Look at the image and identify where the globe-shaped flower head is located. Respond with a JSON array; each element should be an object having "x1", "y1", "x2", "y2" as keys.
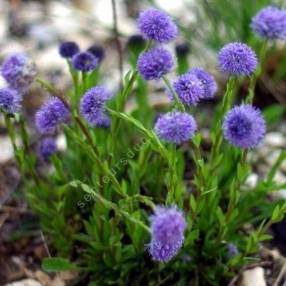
[
  {"x1": 72, "y1": 52, "x2": 98, "y2": 72},
  {"x1": 87, "y1": 44, "x2": 105, "y2": 63},
  {"x1": 223, "y1": 105, "x2": 266, "y2": 149},
  {"x1": 218, "y1": 43, "x2": 258, "y2": 76},
  {"x1": 127, "y1": 34, "x2": 146, "y2": 50},
  {"x1": 155, "y1": 112, "x2": 197, "y2": 144},
  {"x1": 188, "y1": 68, "x2": 217, "y2": 99},
  {"x1": 0, "y1": 87, "x2": 22, "y2": 114},
  {"x1": 251, "y1": 6, "x2": 286, "y2": 40},
  {"x1": 94, "y1": 113, "x2": 111, "y2": 128},
  {"x1": 138, "y1": 8, "x2": 177, "y2": 43},
  {"x1": 175, "y1": 42, "x2": 190, "y2": 57},
  {"x1": 171, "y1": 73, "x2": 204, "y2": 106},
  {"x1": 137, "y1": 47, "x2": 174, "y2": 80},
  {"x1": 35, "y1": 97, "x2": 70, "y2": 134},
  {"x1": 1, "y1": 53, "x2": 37, "y2": 93},
  {"x1": 80, "y1": 85, "x2": 113, "y2": 127},
  {"x1": 38, "y1": 137, "x2": 57, "y2": 161},
  {"x1": 59, "y1": 41, "x2": 80, "y2": 58},
  {"x1": 227, "y1": 243, "x2": 239, "y2": 258},
  {"x1": 148, "y1": 206, "x2": 186, "y2": 262}
]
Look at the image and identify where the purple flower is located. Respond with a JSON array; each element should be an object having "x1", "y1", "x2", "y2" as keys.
[
  {"x1": 95, "y1": 113, "x2": 111, "y2": 128},
  {"x1": 1, "y1": 53, "x2": 36, "y2": 93},
  {"x1": 137, "y1": 47, "x2": 174, "y2": 80},
  {"x1": 227, "y1": 243, "x2": 239, "y2": 258},
  {"x1": 150, "y1": 206, "x2": 186, "y2": 244},
  {"x1": 251, "y1": 6, "x2": 286, "y2": 40},
  {"x1": 0, "y1": 87, "x2": 22, "y2": 114},
  {"x1": 171, "y1": 73, "x2": 204, "y2": 106},
  {"x1": 59, "y1": 41, "x2": 80, "y2": 58},
  {"x1": 80, "y1": 86, "x2": 113, "y2": 127},
  {"x1": 148, "y1": 206, "x2": 186, "y2": 262},
  {"x1": 218, "y1": 42, "x2": 258, "y2": 76},
  {"x1": 38, "y1": 137, "x2": 56, "y2": 160},
  {"x1": 155, "y1": 112, "x2": 197, "y2": 144},
  {"x1": 223, "y1": 105, "x2": 266, "y2": 149},
  {"x1": 35, "y1": 97, "x2": 70, "y2": 134},
  {"x1": 127, "y1": 34, "x2": 146, "y2": 50},
  {"x1": 138, "y1": 8, "x2": 177, "y2": 43},
  {"x1": 87, "y1": 44, "x2": 105, "y2": 63},
  {"x1": 72, "y1": 52, "x2": 98, "y2": 72},
  {"x1": 188, "y1": 68, "x2": 217, "y2": 99},
  {"x1": 175, "y1": 43, "x2": 190, "y2": 57},
  {"x1": 148, "y1": 240, "x2": 184, "y2": 263}
]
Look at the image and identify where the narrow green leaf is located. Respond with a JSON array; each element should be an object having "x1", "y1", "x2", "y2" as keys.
[{"x1": 42, "y1": 257, "x2": 79, "y2": 272}]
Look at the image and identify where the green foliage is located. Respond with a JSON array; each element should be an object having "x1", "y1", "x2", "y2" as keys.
[
  {"x1": 42, "y1": 257, "x2": 79, "y2": 272},
  {"x1": 2, "y1": 3, "x2": 286, "y2": 286}
]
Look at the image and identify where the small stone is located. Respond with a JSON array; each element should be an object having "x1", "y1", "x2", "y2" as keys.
[
  {"x1": 274, "y1": 171, "x2": 286, "y2": 185},
  {"x1": 240, "y1": 267, "x2": 266, "y2": 286},
  {"x1": 5, "y1": 279, "x2": 43, "y2": 286},
  {"x1": 265, "y1": 150, "x2": 286, "y2": 173},
  {"x1": 0, "y1": 75, "x2": 8, "y2": 88},
  {"x1": 245, "y1": 173, "x2": 259, "y2": 188},
  {"x1": 0, "y1": 136, "x2": 14, "y2": 163},
  {"x1": 264, "y1": 132, "x2": 285, "y2": 147},
  {"x1": 56, "y1": 134, "x2": 67, "y2": 151}
]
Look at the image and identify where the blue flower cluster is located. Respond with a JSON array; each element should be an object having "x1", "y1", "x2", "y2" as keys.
[
  {"x1": 59, "y1": 41, "x2": 79, "y2": 58},
  {"x1": 137, "y1": 47, "x2": 174, "y2": 80},
  {"x1": 218, "y1": 42, "x2": 258, "y2": 76},
  {"x1": 155, "y1": 112, "x2": 197, "y2": 144},
  {"x1": 59, "y1": 41, "x2": 105, "y2": 71},
  {"x1": 170, "y1": 68, "x2": 217, "y2": 106},
  {"x1": 80, "y1": 86, "x2": 113, "y2": 127},
  {"x1": 38, "y1": 137, "x2": 57, "y2": 160},
  {"x1": 2, "y1": 4, "x2": 276, "y2": 267},
  {"x1": 35, "y1": 97, "x2": 70, "y2": 134},
  {"x1": 138, "y1": 8, "x2": 268, "y2": 262},
  {"x1": 1, "y1": 53, "x2": 36, "y2": 94},
  {"x1": 0, "y1": 53, "x2": 36, "y2": 114},
  {"x1": 0, "y1": 87, "x2": 22, "y2": 114},
  {"x1": 251, "y1": 6, "x2": 286, "y2": 40},
  {"x1": 138, "y1": 8, "x2": 177, "y2": 43},
  {"x1": 137, "y1": 8, "x2": 177, "y2": 81},
  {"x1": 223, "y1": 105, "x2": 266, "y2": 149},
  {"x1": 148, "y1": 206, "x2": 186, "y2": 262},
  {"x1": 72, "y1": 52, "x2": 98, "y2": 72}
]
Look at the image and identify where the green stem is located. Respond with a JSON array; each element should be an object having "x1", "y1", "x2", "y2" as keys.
[
  {"x1": 108, "y1": 41, "x2": 153, "y2": 163},
  {"x1": 266, "y1": 150, "x2": 286, "y2": 183},
  {"x1": 74, "y1": 115, "x2": 100, "y2": 156},
  {"x1": 177, "y1": 55, "x2": 189, "y2": 75},
  {"x1": 18, "y1": 117, "x2": 41, "y2": 186},
  {"x1": 19, "y1": 117, "x2": 29, "y2": 151},
  {"x1": 162, "y1": 76, "x2": 185, "y2": 112},
  {"x1": 246, "y1": 40, "x2": 268, "y2": 104},
  {"x1": 209, "y1": 77, "x2": 236, "y2": 175},
  {"x1": 51, "y1": 155, "x2": 66, "y2": 182},
  {"x1": 116, "y1": 40, "x2": 152, "y2": 114},
  {"x1": 70, "y1": 116, "x2": 125, "y2": 198},
  {"x1": 4, "y1": 113, "x2": 40, "y2": 187},
  {"x1": 36, "y1": 77, "x2": 63, "y2": 98},
  {"x1": 225, "y1": 149, "x2": 248, "y2": 224},
  {"x1": 82, "y1": 72, "x2": 88, "y2": 94},
  {"x1": 166, "y1": 145, "x2": 179, "y2": 206},
  {"x1": 190, "y1": 140, "x2": 205, "y2": 193},
  {"x1": 68, "y1": 61, "x2": 80, "y2": 107},
  {"x1": 90, "y1": 186, "x2": 149, "y2": 232},
  {"x1": 4, "y1": 114, "x2": 18, "y2": 155}
]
